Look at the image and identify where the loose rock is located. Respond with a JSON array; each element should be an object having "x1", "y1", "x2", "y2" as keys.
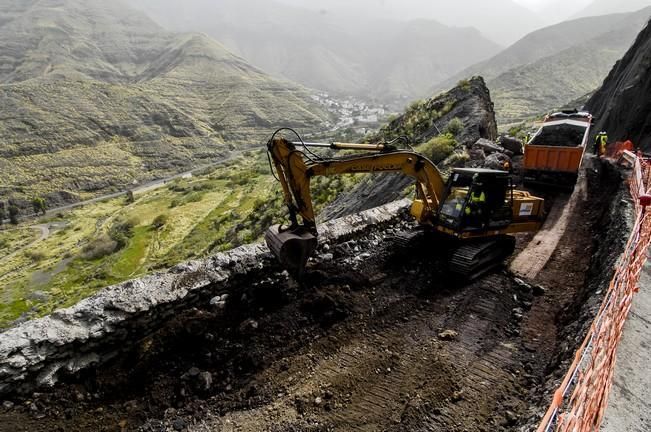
[
  {"x1": 438, "y1": 330, "x2": 458, "y2": 341},
  {"x1": 172, "y1": 417, "x2": 187, "y2": 431}
]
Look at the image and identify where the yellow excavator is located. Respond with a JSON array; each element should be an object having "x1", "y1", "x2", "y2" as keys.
[{"x1": 264, "y1": 129, "x2": 545, "y2": 279}]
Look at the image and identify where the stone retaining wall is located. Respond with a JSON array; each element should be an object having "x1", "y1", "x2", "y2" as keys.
[{"x1": 0, "y1": 199, "x2": 410, "y2": 395}]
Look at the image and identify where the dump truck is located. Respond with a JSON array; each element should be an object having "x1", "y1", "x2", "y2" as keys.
[
  {"x1": 523, "y1": 110, "x2": 592, "y2": 188},
  {"x1": 264, "y1": 129, "x2": 545, "y2": 279}
]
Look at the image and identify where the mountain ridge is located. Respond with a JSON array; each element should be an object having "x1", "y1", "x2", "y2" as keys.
[
  {"x1": 0, "y1": 0, "x2": 330, "y2": 204},
  {"x1": 126, "y1": 0, "x2": 502, "y2": 104}
]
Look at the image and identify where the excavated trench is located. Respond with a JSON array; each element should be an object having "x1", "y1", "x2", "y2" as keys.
[{"x1": 0, "y1": 159, "x2": 631, "y2": 432}]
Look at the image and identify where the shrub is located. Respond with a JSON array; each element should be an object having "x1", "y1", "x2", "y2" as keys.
[
  {"x1": 447, "y1": 151, "x2": 470, "y2": 166},
  {"x1": 458, "y1": 79, "x2": 471, "y2": 91},
  {"x1": 82, "y1": 234, "x2": 119, "y2": 259},
  {"x1": 167, "y1": 180, "x2": 191, "y2": 193},
  {"x1": 152, "y1": 214, "x2": 169, "y2": 229},
  {"x1": 445, "y1": 117, "x2": 464, "y2": 136},
  {"x1": 8, "y1": 205, "x2": 19, "y2": 225},
  {"x1": 417, "y1": 133, "x2": 457, "y2": 163},
  {"x1": 25, "y1": 250, "x2": 46, "y2": 262},
  {"x1": 31, "y1": 197, "x2": 47, "y2": 215},
  {"x1": 109, "y1": 217, "x2": 138, "y2": 249},
  {"x1": 184, "y1": 192, "x2": 204, "y2": 203}
]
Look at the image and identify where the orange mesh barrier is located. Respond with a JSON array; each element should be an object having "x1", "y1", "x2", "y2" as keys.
[{"x1": 537, "y1": 154, "x2": 651, "y2": 432}]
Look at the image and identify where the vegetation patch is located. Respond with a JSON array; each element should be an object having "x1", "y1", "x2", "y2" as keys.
[
  {"x1": 0, "y1": 149, "x2": 362, "y2": 328},
  {"x1": 416, "y1": 133, "x2": 458, "y2": 163}
]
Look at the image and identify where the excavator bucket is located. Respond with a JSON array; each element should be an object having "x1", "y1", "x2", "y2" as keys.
[{"x1": 265, "y1": 225, "x2": 318, "y2": 276}]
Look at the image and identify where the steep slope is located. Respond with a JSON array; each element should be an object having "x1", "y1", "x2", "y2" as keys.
[
  {"x1": 489, "y1": 9, "x2": 651, "y2": 124},
  {"x1": 585, "y1": 19, "x2": 651, "y2": 150},
  {"x1": 322, "y1": 77, "x2": 497, "y2": 220},
  {"x1": 434, "y1": 9, "x2": 650, "y2": 93},
  {"x1": 574, "y1": 0, "x2": 651, "y2": 18},
  {"x1": 0, "y1": 0, "x2": 329, "y2": 204},
  {"x1": 127, "y1": 0, "x2": 501, "y2": 103}
]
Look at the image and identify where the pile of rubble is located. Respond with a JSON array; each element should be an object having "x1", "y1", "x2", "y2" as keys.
[{"x1": 469, "y1": 135, "x2": 524, "y2": 170}]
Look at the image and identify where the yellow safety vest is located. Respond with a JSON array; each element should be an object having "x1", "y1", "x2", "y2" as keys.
[
  {"x1": 599, "y1": 135, "x2": 608, "y2": 155},
  {"x1": 465, "y1": 192, "x2": 485, "y2": 215}
]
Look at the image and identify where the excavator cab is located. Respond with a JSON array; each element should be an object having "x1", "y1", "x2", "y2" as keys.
[{"x1": 438, "y1": 168, "x2": 514, "y2": 232}]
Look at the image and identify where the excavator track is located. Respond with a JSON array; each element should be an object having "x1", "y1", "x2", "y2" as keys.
[{"x1": 448, "y1": 235, "x2": 516, "y2": 280}]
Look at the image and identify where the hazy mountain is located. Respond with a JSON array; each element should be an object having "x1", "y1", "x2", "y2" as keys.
[
  {"x1": 434, "y1": 10, "x2": 649, "y2": 92},
  {"x1": 489, "y1": 7, "x2": 651, "y2": 124},
  {"x1": 538, "y1": 0, "x2": 591, "y2": 24},
  {"x1": 273, "y1": 0, "x2": 544, "y2": 45},
  {"x1": 0, "y1": 0, "x2": 329, "y2": 203},
  {"x1": 431, "y1": 7, "x2": 651, "y2": 125},
  {"x1": 574, "y1": 0, "x2": 651, "y2": 18},
  {"x1": 127, "y1": 0, "x2": 502, "y2": 103}
]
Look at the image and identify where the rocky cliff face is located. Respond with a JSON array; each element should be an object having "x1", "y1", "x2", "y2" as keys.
[
  {"x1": 586, "y1": 19, "x2": 651, "y2": 150},
  {"x1": 321, "y1": 77, "x2": 498, "y2": 220}
]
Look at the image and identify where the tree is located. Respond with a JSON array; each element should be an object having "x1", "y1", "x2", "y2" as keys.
[
  {"x1": 8, "y1": 205, "x2": 19, "y2": 225},
  {"x1": 32, "y1": 197, "x2": 47, "y2": 215}
]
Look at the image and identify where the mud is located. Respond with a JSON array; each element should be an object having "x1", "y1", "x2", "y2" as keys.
[{"x1": 0, "y1": 160, "x2": 631, "y2": 432}]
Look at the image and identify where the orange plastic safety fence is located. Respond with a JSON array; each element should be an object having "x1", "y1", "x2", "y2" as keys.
[{"x1": 537, "y1": 156, "x2": 651, "y2": 432}]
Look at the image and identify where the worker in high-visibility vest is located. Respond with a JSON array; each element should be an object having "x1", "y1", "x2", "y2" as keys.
[
  {"x1": 594, "y1": 132, "x2": 608, "y2": 156},
  {"x1": 599, "y1": 132, "x2": 608, "y2": 156},
  {"x1": 465, "y1": 189, "x2": 486, "y2": 216}
]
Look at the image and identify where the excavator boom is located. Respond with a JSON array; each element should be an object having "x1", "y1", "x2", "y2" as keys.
[{"x1": 265, "y1": 135, "x2": 447, "y2": 274}]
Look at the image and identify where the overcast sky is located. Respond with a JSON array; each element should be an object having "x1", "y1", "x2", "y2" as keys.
[{"x1": 513, "y1": 0, "x2": 556, "y2": 10}]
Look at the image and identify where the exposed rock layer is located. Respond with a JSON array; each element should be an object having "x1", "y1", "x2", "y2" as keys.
[
  {"x1": 586, "y1": 19, "x2": 651, "y2": 151},
  {"x1": 321, "y1": 77, "x2": 497, "y2": 220}
]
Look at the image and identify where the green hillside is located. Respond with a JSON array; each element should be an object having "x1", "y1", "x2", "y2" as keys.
[
  {"x1": 431, "y1": 7, "x2": 651, "y2": 125},
  {"x1": 434, "y1": 12, "x2": 639, "y2": 90},
  {"x1": 490, "y1": 9, "x2": 651, "y2": 125},
  {"x1": 0, "y1": 0, "x2": 330, "y2": 205}
]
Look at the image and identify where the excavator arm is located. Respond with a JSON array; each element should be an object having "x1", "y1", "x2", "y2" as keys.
[{"x1": 265, "y1": 136, "x2": 447, "y2": 273}]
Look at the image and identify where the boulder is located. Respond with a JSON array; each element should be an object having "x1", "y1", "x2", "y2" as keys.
[
  {"x1": 473, "y1": 138, "x2": 512, "y2": 157},
  {"x1": 484, "y1": 153, "x2": 512, "y2": 171},
  {"x1": 499, "y1": 135, "x2": 524, "y2": 155}
]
